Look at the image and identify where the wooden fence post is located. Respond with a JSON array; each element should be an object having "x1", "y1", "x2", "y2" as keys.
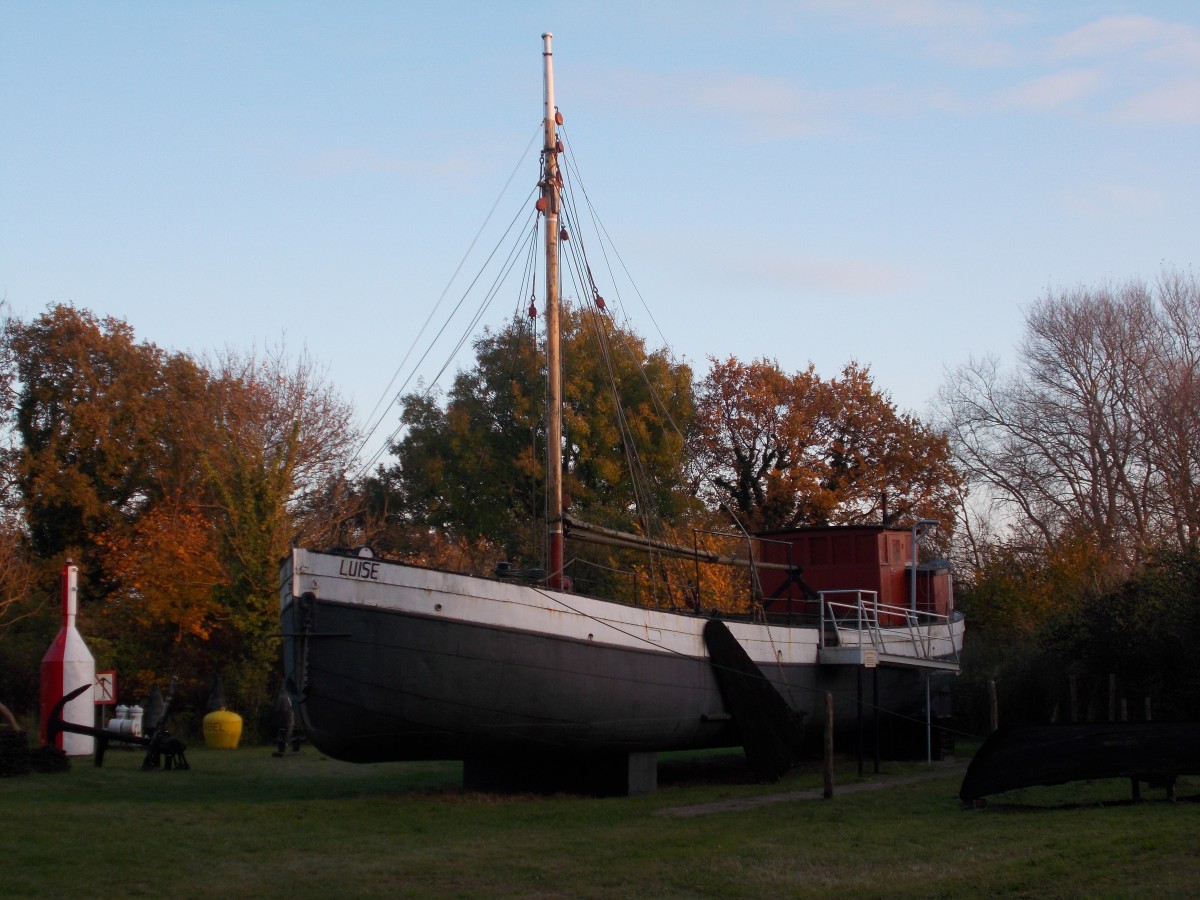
[
  {"x1": 988, "y1": 680, "x2": 999, "y2": 733},
  {"x1": 823, "y1": 692, "x2": 834, "y2": 800}
]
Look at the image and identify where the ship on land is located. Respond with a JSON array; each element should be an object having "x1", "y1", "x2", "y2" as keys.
[{"x1": 280, "y1": 34, "x2": 963, "y2": 794}]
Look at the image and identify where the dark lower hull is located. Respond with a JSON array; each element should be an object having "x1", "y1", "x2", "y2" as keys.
[{"x1": 283, "y1": 593, "x2": 952, "y2": 764}]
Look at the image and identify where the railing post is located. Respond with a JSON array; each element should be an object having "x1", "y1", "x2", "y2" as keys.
[
  {"x1": 925, "y1": 672, "x2": 932, "y2": 767},
  {"x1": 819, "y1": 594, "x2": 825, "y2": 647},
  {"x1": 823, "y1": 691, "x2": 835, "y2": 799},
  {"x1": 857, "y1": 664, "x2": 864, "y2": 778},
  {"x1": 873, "y1": 666, "x2": 880, "y2": 774},
  {"x1": 692, "y1": 530, "x2": 701, "y2": 609}
]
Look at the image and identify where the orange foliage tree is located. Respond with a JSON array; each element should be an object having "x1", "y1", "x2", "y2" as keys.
[
  {"x1": 690, "y1": 356, "x2": 961, "y2": 533},
  {"x1": 92, "y1": 499, "x2": 228, "y2": 693},
  {"x1": 1, "y1": 305, "x2": 359, "y2": 719}
]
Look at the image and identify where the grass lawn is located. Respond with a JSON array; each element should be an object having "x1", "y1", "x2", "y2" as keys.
[{"x1": 2, "y1": 743, "x2": 1197, "y2": 898}]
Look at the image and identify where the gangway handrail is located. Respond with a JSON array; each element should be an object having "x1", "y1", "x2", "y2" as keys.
[{"x1": 818, "y1": 589, "x2": 959, "y2": 666}]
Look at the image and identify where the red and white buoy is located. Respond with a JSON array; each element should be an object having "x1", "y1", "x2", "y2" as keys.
[{"x1": 40, "y1": 562, "x2": 96, "y2": 755}]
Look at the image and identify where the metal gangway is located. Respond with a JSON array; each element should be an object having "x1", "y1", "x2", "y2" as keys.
[{"x1": 817, "y1": 590, "x2": 961, "y2": 672}]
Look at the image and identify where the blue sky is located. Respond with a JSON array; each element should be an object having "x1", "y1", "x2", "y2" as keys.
[{"x1": 4, "y1": 1, "x2": 1199, "y2": 466}]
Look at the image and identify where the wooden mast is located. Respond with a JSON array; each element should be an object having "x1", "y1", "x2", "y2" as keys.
[{"x1": 542, "y1": 32, "x2": 565, "y2": 589}]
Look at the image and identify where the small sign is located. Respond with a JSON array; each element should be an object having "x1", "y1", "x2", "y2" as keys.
[
  {"x1": 862, "y1": 648, "x2": 878, "y2": 669},
  {"x1": 94, "y1": 670, "x2": 118, "y2": 705}
]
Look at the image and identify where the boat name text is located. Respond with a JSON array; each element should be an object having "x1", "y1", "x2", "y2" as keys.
[{"x1": 339, "y1": 559, "x2": 381, "y2": 581}]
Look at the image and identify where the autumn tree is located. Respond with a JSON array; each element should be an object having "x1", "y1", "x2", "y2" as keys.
[
  {"x1": 686, "y1": 357, "x2": 824, "y2": 531},
  {"x1": 6, "y1": 306, "x2": 210, "y2": 576},
  {"x1": 195, "y1": 344, "x2": 360, "y2": 710},
  {"x1": 0, "y1": 305, "x2": 360, "y2": 717},
  {"x1": 368, "y1": 307, "x2": 695, "y2": 568},
  {"x1": 0, "y1": 304, "x2": 48, "y2": 714},
  {"x1": 820, "y1": 362, "x2": 961, "y2": 527},
  {"x1": 92, "y1": 498, "x2": 227, "y2": 687},
  {"x1": 0, "y1": 306, "x2": 217, "y2": 712},
  {"x1": 690, "y1": 356, "x2": 960, "y2": 533},
  {"x1": 0, "y1": 301, "x2": 33, "y2": 626}
]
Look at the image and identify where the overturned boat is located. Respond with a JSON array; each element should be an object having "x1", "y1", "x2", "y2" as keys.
[
  {"x1": 960, "y1": 722, "x2": 1200, "y2": 803},
  {"x1": 280, "y1": 34, "x2": 963, "y2": 794}
]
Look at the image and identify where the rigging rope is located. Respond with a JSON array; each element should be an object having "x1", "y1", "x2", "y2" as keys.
[
  {"x1": 348, "y1": 115, "x2": 761, "y2": 607},
  {"x1": 356, "y1": 198, "x2": 540, "y2": 475},
  {"x1": 352, "y1": 126, "x2": 542, "y2": 477},
  {"x1": 558, "y1": 126, "x2": 758, "y2": 545}
]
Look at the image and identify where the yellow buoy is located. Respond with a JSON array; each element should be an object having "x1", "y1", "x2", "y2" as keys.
[{"x1": 203, "y1": 708, "x2": 243, "y2": 749}]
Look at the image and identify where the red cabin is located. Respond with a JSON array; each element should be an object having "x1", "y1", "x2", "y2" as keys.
[{"x1": 754, "y1": 525, "x2": 952, "y2": 622}]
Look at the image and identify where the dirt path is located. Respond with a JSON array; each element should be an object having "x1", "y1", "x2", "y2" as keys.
[{"x1": 655, "y1": 760, "x2": 968, "y2": 817}]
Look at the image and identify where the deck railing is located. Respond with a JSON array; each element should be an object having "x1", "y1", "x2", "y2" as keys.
[{"x1": 818, "y1": 589, "x2": 959, "y2": 665}]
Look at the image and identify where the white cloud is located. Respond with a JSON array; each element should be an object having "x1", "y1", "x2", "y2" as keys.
[
  {"x1": 589, "y1": 9, "x2": 1200, "y2": 132},
  {"x1": 1052, "y1": 15, "x2": 1170, "y2": 59},
  {"x1": 584, "y1": 67, "x2": 842, "y2": 138},
  {"x1": 1032, "y1": 15, "x2": 1200, "y2": 124},
  {"x1": 801, "y1": 0, "x2": 1023, "y2": 32},
  {"x1": 696, "y1": 74, "x2": 835, "y2": 121},
  {"x1": 718, "y1": 250, "x2": 921, "y2": 297},
  {"x1": 692, "y1": 74, "x2": 836, "y2": 136},
  {"x1": 992, "y1": 68, "x2": 1104, "y2": 112},
  {"x1": 798, "y1": 0, "x2": 1028, "y2": 68},
  {"x1": 593, "y1": 66, "x2": 958, "y2": 140},
  {"x1": 923, "y1": 38, "x2": 1019, "y2": 68},
  {"x1": 1051, "y1": 14, "x2": 1200, "y2": 66},
  {"x1": 774, "y1": 257, "x2": 920, "y2": 295},
  {"x1": 1111, "y1": 78, "x2": 1200, "y2": 124},
  {"x1": 1144, "y1": 24, "x2": 1200, "y2": 67}
]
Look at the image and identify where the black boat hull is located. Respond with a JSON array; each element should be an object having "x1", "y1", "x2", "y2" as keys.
[{"x1": 281, "y1": 559, "x2": 959, "y2": 764}]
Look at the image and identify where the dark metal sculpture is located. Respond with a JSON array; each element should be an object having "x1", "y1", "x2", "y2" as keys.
[{"x1": 46, "y1": 684, "x2": 189, "y2": 771}]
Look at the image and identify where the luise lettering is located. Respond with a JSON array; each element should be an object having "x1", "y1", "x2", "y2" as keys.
[{"x1": 338, "y1": 559, "x2": 381, "y2": 581}]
